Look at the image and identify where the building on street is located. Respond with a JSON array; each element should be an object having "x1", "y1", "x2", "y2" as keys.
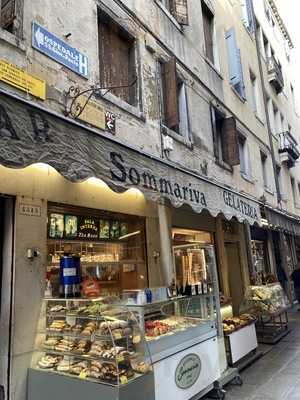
[{"x1": 0, "y1": 1, "x2": 300, "y2": 400}]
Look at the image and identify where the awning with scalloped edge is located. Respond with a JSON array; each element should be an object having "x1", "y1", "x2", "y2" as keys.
[{"x1": 0, "y1": 90, "x2": 261, "y2": 226}]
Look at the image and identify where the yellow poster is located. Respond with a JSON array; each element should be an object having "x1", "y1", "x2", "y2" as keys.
[
  {"x1": 0, "y1": 59, "x2": 46, "y2": 100},
  {"x1": 77, "y1": 96, "x2": 106, "y2": 130}
]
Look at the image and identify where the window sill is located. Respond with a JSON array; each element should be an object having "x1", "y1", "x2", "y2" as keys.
[
  {"x1": 231, "y1": 86, "x2": 246, "y2": 103},
  {"x1": 0, "y1": 29, "x2": 26, "y2": 52},
  {"x1": 203, "y1": 57, "x2": 223, "y2": 80},
  {"x1": 241, "y1": 173, "x2": 254, "y2": 184},
  {"x1": 254, "y1": 113, "x2": 265, "y2": 126},
  {"x1": 100, "y1": 91, "x2": 145, "y2": 122},
  {"x1": 215, "y1": 159, "x2": 233, "y2": 173},
  {"x1": 154, "y1": 1, "x2": 183, "y2": 33},
  {"x1": 162, "y1": 125, "x2": 193, "y2": 149},
  {"x1": 264, "y1": 187, "x2": 274, "y2": 196}
]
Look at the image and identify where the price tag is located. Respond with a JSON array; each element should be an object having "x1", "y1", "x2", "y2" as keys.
[
  {"x1": 114, "y1": 332, "x2": 122, "y2": 339},
  {"x1": 132, "y1": 335, "x2": 141, "y2": 344},
  {"x1": 120, "y1": 375, "x2": 128, "y2": 385},
  {"x1": 79, "y1": 370, "x2": 87, "y2": 380}
]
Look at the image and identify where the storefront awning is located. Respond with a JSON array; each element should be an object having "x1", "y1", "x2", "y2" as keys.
[
  {"x1": 0, "y1": 90, "x2": 261, "y2": 225},
  {"x1": 265, "y1": 207, "x2": 300, "y2": 236}
]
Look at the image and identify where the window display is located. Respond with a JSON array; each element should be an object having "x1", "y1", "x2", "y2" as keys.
[
  {"x1": 250, "y1": 240, "x2": 270, "y2": 285},
  {"x1": 31, "y1": 298, "x2": 152, "y2": 386},
  {"x1": 47, "y1": 204, "x2": 147, "y2": 297}
]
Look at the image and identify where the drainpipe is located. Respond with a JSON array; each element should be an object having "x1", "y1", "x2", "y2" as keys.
[{"x1": 253, "y1": 16, "x2": 282, "y2": 205}]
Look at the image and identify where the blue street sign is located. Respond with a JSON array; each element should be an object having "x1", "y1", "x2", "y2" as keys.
[{"x1": 32, "y1": 22, "x2": 89, "y2": 78}]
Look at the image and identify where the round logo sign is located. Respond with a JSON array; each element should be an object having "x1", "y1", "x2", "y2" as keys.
[{"x1": 175, "y1": 353, "x2": 201, "y2": 390}]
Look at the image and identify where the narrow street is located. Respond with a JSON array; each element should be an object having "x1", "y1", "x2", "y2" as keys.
[{"x1": 224, "y1": 309, "x2": 300, "y2": 400}]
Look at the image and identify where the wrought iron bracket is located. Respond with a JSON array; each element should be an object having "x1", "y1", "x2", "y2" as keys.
[{"x1": 64, "y1": 77, "x2": 137, "y2": 119}]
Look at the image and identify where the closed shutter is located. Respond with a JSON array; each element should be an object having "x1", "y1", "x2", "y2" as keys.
[
  {"x1": 210, "y1": 105, "x2": 219, "y2": 158},
  {"x1": 1, "y1": 0, "x2": 16, "y2": 29},
  {"x1": 99, "y1": 16, "x2": 134, "y2": 104},
  {"x1": 163, "y1": 57, "x2": 179, "y2": 130},
  {"x1": 225, "y1": 27, "x2": 241, "y2": 87},
  {"x1": 172, "y1": 0, "x2": 189, "y2": 25},
  {"x1": 222, "y1": 117, "x2": 240, "y2": 166},
  {"x1": 202, "y1": 3, "x2": 214, "y2": 63}
]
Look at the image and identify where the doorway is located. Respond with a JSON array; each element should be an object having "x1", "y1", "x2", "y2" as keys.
[
  {"x1": 225, "y1": 242, "x2": 244, "y2": 315},
  {"x1": 0, "y1": 197, "x2": 15, "y2": 400}
]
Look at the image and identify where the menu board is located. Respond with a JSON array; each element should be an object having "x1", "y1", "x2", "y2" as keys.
[{"x1": 48, "y1": 213, "x2": 128, "y2": 241}]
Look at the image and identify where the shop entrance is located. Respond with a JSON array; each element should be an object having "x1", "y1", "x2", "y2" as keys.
[
  {"x1": 0, "y1": 196, "x2": 15, "y2": 400},
  {"x1": 225, "y1": 242, "x2": 244, "y2": 315}
]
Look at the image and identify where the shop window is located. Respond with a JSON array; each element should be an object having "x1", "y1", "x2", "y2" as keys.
[
  {"x1": 157, "y1": 0, "x2": 189, "y2": 25},
  {"x1": 225, "y1": 27, "x2": 246, "y2": 100},
  {"x1": 159, "y1": 58, "x2": 189, "y2": 137},
  {"x1": 98, "y1": 11, "x2": 137, "y2": 106},
  {"x1": 211, "y1": 106, "x2": 240, "y2": 168},
  {"x1": 172, "y1": 228, "x2": 214, "y2": 297},
  {"x1": 47, "y1": 204, "x2": 148, "y2": 297},
  {"x1": 201, "y1": 1, "x2": 215, "y2": 64},
  {"x1": 1, "y1": 0, "x2": 17, "y2": 34},
  {"x1": 238, "y1": 135, "x2": 251, "y2": 178}
]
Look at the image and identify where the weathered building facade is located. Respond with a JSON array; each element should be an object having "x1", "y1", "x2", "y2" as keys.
[{"x1": 0, "y1": 0, "x2": 300, "y2": 399}]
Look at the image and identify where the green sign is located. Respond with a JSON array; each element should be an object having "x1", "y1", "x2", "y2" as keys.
[{"x1": 175, "y1": 353, "x2": 201, "y2": 390}]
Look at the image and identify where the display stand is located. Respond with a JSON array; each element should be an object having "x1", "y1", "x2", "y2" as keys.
[{"x1": 256, "y1": 308, "x2": 290, "y2": 344}]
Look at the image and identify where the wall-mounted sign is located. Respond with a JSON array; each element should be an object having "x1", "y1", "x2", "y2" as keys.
[
  {"x1": 32, "y1": 22, "x2": 89, "y2": 78},
  {"x1": 77, "y1": 96, "x2": 106, "y2": 130},
  {"x1": 105, "y1": 111, "x2": 116, "y2": 134},
  {"x1": 175, "y1": 353, "x2": 201, "y2": 390},
  {"x1": 0, "y1": 59, "x2": 46, "y2": 100},
  {"x1": 20, "y1": 203, "x2": 41, "y2": 217}
]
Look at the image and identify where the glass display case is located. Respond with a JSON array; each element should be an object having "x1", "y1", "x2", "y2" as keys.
[
  {"x1": 28, "y1": 298, "x2": 154, "y2": 400},
  {"x1": 242, "y1": 283, "x2": 290, "y2": 345},
  {"x1": 244, "y1": 283, "x2": 289, "y2": 315}
]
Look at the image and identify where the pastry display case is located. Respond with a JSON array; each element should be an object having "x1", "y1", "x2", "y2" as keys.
[
  {"x1": 243, "y1": 283, "x2": 290, "y2": 344},
  {"x1": 28, "y1": 298, "x2": 154, "y2": 400},
  {"x1": 128, "y1": 294, "x2": 217, "y2": 362},
  {"x1": 244, "y1": 283, "x2": 289, "y2": 315}
]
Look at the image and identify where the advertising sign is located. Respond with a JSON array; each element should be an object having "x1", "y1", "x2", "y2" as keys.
[
  {"x1": 32, "y1": 22, "x2": 89, "y2": 78},
  {"x1": 0, "y1": 59, "x2": 46, "y2": 100}
]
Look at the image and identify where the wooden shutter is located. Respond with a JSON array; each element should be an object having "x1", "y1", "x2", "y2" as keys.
[
  {"x1": 98, "y1": 16, "x2": 134, "y2": 104},
  {"x1": 222, "y1": 117, "x2": 240, "y2": 166},
  {"x1": 225, "y1": 28, "x2": 241, "y2": 87},
  {"x1": 210, "y1": 105, "x2": 219, "y2": 158},
  {"x1": 202, "y1": 3, "x2": 214, "y2": 63},
  {"x1": 1, "y1": 0, "x2": 16, "y2": 29},
  {"x1": 163, "y1": 57, "x2": 179, "y2": 130},
  {"x1": 172, "y1": 0, "x2": 189, "y2": 25}
]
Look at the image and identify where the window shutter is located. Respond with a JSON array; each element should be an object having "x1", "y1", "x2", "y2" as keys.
[
  {"x1": 1, "y1": 0, "x2": 16, "y2": 29},
  {"x1": 172, "y1": 0, "x2": 189, "y2": 25},
  {"x1": 202, "y1": 11, "x2": 214, "y2": 62},
  {"x1": 225, "y1": 28, "x2": 241, "y2": 87},
  {"x1": 236, "y1": 48, "x2": 246, "y2": 98},
  {"x1": 210, "y1": 106, "x2": 219, "y2": 158},
  {"x1": 164, "y1": 57, "x2": 179, "y2": 130},
  {"x1": 245, "y1": 0, "x2": 255, "y2": 32},
  {"x1": 222, "y1": 117, "x2": 240, "y2": 166}
]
